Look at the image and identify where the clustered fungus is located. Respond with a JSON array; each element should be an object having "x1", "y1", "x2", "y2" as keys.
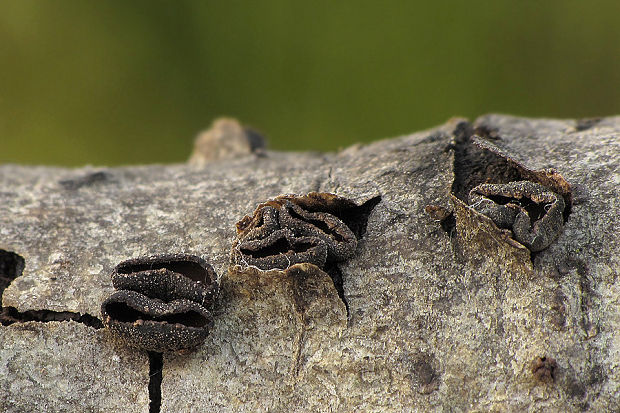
[
  {"x1": 101, "y1": 254, "x2": 218, "y2": 352},
  {"x1": 468, "y1": 181, "x2": 565, "y2": 252},
  {"x1": 231, "y1": 192, "x2": 364, "y2": 271},
  {"x1": 443, "y1": 128, "x2": 572, "y2": 257},
  {"x1": 531, "y1": 356, "x2": 557, "y2": 384}
]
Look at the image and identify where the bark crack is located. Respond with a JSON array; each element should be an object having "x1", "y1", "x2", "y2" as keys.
[
  {"x1": 0, "y1": 249, "x2": 103, "y2": 328},
  {"x1": 148, "y1": 351, "x2": 163, "y2": 413},
  {"x1": 0, "y1": 307, "x2": 103, "y2": 328}
]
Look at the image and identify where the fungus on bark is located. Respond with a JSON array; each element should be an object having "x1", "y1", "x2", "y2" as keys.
[
  {"x1": 101, "y1": 254, "x2": 218, "y2": 352},
  {"x1": 231, "y1": 192, "x2": 362, "y2": 272},
  {"x1": 468, "y1": 181, "x2": 565, "y2": 252}
]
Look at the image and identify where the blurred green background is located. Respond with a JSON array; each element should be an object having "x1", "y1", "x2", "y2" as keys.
[{"x1": 1, "y1": 1, "x2": 620, "y2": 166}]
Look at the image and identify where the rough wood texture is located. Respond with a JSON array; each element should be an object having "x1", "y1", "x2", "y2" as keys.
[{"x1": 1, "y1": 114, "x2": 619, "y2": 412}]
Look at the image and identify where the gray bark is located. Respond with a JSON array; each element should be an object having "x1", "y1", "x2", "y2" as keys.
[{"x1": 0, "y1": 114, "x2": 618, "y2": 412}]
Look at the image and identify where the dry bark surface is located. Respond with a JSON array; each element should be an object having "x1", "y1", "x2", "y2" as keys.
[{"x1": 0, "y1": 114, "x2": 619, "y2": 412}]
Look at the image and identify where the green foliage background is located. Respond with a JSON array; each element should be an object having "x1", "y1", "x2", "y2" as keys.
[{"x1": 2, "y1": 1, "x2": 619, "y2": 166}]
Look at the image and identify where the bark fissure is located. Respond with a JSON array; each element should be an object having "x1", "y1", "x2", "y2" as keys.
[
  {"x1": 148, "y1": 351, "x2": 163, "y2": 413},
  {"x1": 0, "y1": 306, "x2": 103, "y2": 328}
]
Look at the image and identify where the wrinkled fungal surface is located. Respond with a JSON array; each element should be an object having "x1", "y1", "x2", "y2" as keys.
[
  {"x1": 111, "y1": 254, "x2": 218, "y2": 307},
  {"x1": 238, "y1": 206, "x2": 280, "y2": 242},
  {"x1": 101, "y1": 290, "x2": 212, "y2": 352},
  {"x1": 101, "y1": 254, "x2": 218, "y2": 352},
  {"x1": 232, "y1": 192, "x2": 361, "y2": 271},
  {"x1": 237, "y1": 228, "x2": 328, "y2": 270},
  {"x1": 468, "y1": 181, "x2": 565, "y2": 252},
  {"x1": 279, "y1": 201, "x2": 357, "y2": 261}
]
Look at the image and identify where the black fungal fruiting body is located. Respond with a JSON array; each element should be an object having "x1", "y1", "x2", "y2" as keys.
[
  {"x1": 468, "y1": 181, "x2": 565, "y2": 252},
  {"x1": 232, "y1": 192, "x2": 362, "y2": 271},
  {"x1": 279, "y1": 201, "x2": 357, "y2": 261},
  {"x1": 101, "y1": 254, "x2": 218, "y2": 352},
  {"x1": 237, "y1": 228, "x2": 328, "y2": 270}
]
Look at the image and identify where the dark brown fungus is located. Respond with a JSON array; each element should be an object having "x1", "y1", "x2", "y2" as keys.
[
  {"x1": 237, "y1": 228, "x2": 327, "y2": 270},
  {"x1": 111, "y1": 254, "x2": 218, "y2": 307},
  {"x1": 101, "y1": 291, "x2": 212, "y2": 352},
  {"x1": 101, "y1": 254, "x2": 218, "y2": 352},
  {"x1": 232, "y1": 192, "x2": 367, "y2": 271},
  {"x1": 470, "y1": 136, "x2": 572, "y2": 219},
  {"x1": 279, "y1": 201, "x2": 357, "y2": 261},
  {"x1": 112, "y1": 268, "x2": 216, "y2": 308},
  {"x1": 237, "y1": 206, "x2": 280, "y2": 242},
  {"x1": 531, "y1": 356, "x2": 557, "y2": 384},
  {"x1": 468, "y1": 181, "x2": 565, "y2": 252},
  {"x1": 113, "y1": 254, "x2": 215, "y2": 285}
]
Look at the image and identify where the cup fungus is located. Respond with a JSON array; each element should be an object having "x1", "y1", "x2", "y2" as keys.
[
  {"x1": 101, "y1": 254, "x2": 218, "y2": 352},
  {"x1": 468, "y1": 181, "x2": 565, "y2": 252},
  {"x1": 278, "y1": 201, "x2": 357, "y2": 261},
  {"x1": 232, "y1": 192, "x2": 363, "y2": 271},
  {"x1": 237, "y1": 228, "x2": 328, "y2": 270}
]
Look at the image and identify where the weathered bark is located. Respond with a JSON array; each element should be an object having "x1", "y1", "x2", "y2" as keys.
[{"x1": 1, "y1": 114, "x2": 618, "y2": 412}]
